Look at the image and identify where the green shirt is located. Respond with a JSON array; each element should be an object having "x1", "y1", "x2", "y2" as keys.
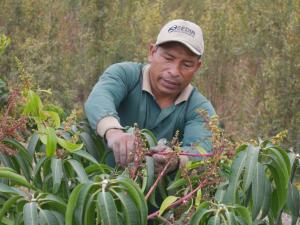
[{"x1": 85, "y1": 62, "x2": 216, "y2": 157}]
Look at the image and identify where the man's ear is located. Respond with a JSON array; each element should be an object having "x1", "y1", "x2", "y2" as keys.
[
  {"x1": 197, "y1": 59, "x2": 202, "y2": 70},
  {"x1": 148, "y1": 43, "x2": 157, "y2": 63}
]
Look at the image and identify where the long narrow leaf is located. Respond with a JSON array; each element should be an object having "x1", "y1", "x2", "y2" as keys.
[
  {"x1": 65, "y1": 183, "x2": 85, "y2": 225},
  {"x1": 287, "y1": 183, "x2": 300, "y2": 225},
  {"x1": 116, "y1": 177, "x2": 148, "y2": 225},
  {"x1": 38, "y1": 209, "x2": 60, "y2": 225},
  {"x1": 243, "y1": 145, "x2": 259, "y2": 191},
  {"x1": 251, "y1": 162, "x2": 265, "y2": 219},
  {"x1": 0, "y1": 168, "x2": 32, "y2": 188},
  {"x1": 27, "y1": 132, "x2": 40, "y2": 155},
  {"x1": 51, "y1": 158, "x2": 63, "y2": 193},
  {"x1": 97, "y1": 191, "x2": 119, "y2": 225},
  {"x1": 259, "y1": 177, "x2": 271, "y2": 220},
  {"x1": 46, "y1": 128, "x2": 57, "y2": 157},
  {"x1": 83, "y1": 192, "x2": 97, "y2": 225},
  {"x1": 223, "y1": 151, "x2": 247, "y2": 204},
  {"x1": 71, "y1": 150, "x2": 98, "y2": 165},
  {"x1": 74, "y1": 183, "x2": 95, "y2": 225},
  {"x1": 23, "y1": 202, "x2": 38, "y2": 225},
  {"x1": 110, "y1": 189, "x2": 140, "y2": 225},
  {"x1": 66, "y1": 159, "x2": 89, "y2": 183},
  {"x1": 0, "y1": 195, "x2": 22, "y2": 220}
]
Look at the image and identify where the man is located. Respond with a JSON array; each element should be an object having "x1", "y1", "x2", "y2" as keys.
[{"x1": 85, "y1": 19, "x2": 216, "y2": 173}]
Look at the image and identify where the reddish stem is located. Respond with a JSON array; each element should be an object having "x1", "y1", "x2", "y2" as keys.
[
  {"x1": 147, "y1": 179, "x2": 208, "y2": 220},
  {"x1": 145, "y1": 160, "x2": 171, "y2": 200},
  {"x1": 146, "y1": 151, "x2": 214, "y2": 158}
]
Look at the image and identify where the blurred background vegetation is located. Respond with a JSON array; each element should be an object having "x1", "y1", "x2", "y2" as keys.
[{"x1": 0, "y1": 0, "x2": 299, "y2": 152}]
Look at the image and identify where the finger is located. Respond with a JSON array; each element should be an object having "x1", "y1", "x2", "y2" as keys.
[
  {"x1": 150, "y1": 145, "x2": 167, "y2": 152},
  {"x1": 119, "y1": 141, "x2": 127, "y2": 166},
  {"x1": 113, "y1": 143, "x2": 120, "y2": 165},
  {"x1": 154, "y1": 164, "x2": 163, "y2": 175},
  {"x1": 127, "y1": 138, "x2": 135, "y2": 163},
  {"x1": 152, "y1": 154, "x2": 167, "y2": 164}
]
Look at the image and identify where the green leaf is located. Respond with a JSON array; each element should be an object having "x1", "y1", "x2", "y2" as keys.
[
  {"x1": 215, "y1": 182, "x2": 228, "y2": 203},
  {"x1": 207, "y1": 215, "x2": 220, "y2": 225},
  {"x1": 0, "y1": 195, "x2": 23, "y2": 221},
  {"x1": 23, "y1": 202, "x2": 38, "y2": 225},
  {"x1": 66, "y1": 159, "x2": 89, "y2": 183},
  {"x1": 33, "y1": 156, "x2": 48, "y2": 187},
  {"x1": 145, "y1": 156, "x2": 154, "y2": 191},
  {"x1": 65, "y1": 183, "x2": 85, "y2": 225},
  {"x1": 97, "y1": 191, "x2": 119, "y2": 225},
  {"x1": 23, "y1": 90, "x2": 43, "y2": 117},
  {"x1": 195, "y1": 189, "x2": 202, "y2": 209},
  {"x1": 83, "y1": 193, "x2": 97, "y2": 225},
  {"x1": 243, "y1": 145, "x2": 259, "y2": 191},
  {"x1": 74, "y1": 183, "x2": 95, "y2": 225},
  {"x1": 141, "y1": 129, "x2": 157, "y2": 147},
  {"x1": 287, "y1": 183, "x2": 300, "y2": 225},
  {"x1": 223, "y1": 151, "x2": 248, "y2": 204},
  {"x1": 110, "y1": 189, "x2": 140, "y2": 225},
  {"x1": 3, "y1": 139, "x2": 33, "y2": 181},
  {"x1": 232, "y1": 205, "x2": 252, "y2": 225},
  {"x1": 0, "y1": 168, "x2": 32, "y2": 188},
  {"x1": 188, "y1": 202, "x2": 211, "y2": 225},
  {"x1": 57, "y1": 137, "x2": 83, "y2": 152},
  {"x1": 79, "y1": 131, "x2": 103, "y2": 161},
  {"x1": 0, "y1": 217, "x2": 13, "y2": 225},
  {"x1": 167, "y1": 178, "x2": 187, "y2": 191},
  {"x1": 259, "y1": 177, "x2": 271, "y2": 220},
  {"x1": 38, "y1": 209, "x2": 60, "y2": 225},
  {"x1": 159, "y1": 196, "x2": 178, "y2": 216},
  {"x1": 251, "y1": 162, "x2": 265, "y2": 219},
  {"x1": 44, "y1": 111, "x2": 61, "y2": 128},
  {"x1": 0, "y1": 183, "x2": 25, "y2": 195},
  {"x1": 46, "y1": 128, "x2": 57, "y2": 157},
  {"x1": 116, "y1": 177, "x2": 148, "y2": 225},
  {"x1": 39, "y1": 194, "x2": 67, "y2": 213},
  {"x1": 85, "y1": 163, "x2": 112, "y2": 175},
  {"x1": 51, "y1": 211, "x2": 65, "y2": 225},
  {"x1": 51, "y1": 158, "x2": 63, "y2": 193},
  {"x1": 71, "y1": 150, "x2": 99, "y2": 165},
  {"x1": 27, "y1": 132, "x2": 40, "y2": 155}
]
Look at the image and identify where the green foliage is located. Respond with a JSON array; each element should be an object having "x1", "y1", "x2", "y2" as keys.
[{"x1": 1, "y1": 70, "x2": 300, "y2": 224}]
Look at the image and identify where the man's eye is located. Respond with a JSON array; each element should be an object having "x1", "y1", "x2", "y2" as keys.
[
  {"x1": 164, "y1": 56, "x2": 172, "y2": 61},
  {"x1": 183, "y1": 63, "x2": 193, "y2": 68}
]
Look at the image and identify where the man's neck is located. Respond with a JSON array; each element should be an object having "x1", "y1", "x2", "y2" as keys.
[{"x1": 152, "y1": 90, "x2": 177, "y2": 109}]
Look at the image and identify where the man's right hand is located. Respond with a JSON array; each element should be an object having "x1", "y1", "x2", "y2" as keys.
[{"x1": 105, "y1": 129, "x2": 136, "y2": 166}]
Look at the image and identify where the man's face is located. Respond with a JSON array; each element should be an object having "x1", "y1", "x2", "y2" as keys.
[{"x1": 148, "y1": 42, "x2": 202, "y2": 99}]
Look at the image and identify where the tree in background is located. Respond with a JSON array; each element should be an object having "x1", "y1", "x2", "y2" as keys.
[{"x1": 0, "y1": 0, "x2": 299, "y2": 152}]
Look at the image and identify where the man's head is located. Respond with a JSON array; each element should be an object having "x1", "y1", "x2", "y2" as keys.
[
  {"x1": 148, "y1": 19, "x2": 204, "y2": 101},
  {"x1": 156, "y1": 19, "x2": 204, "y2": 57}
]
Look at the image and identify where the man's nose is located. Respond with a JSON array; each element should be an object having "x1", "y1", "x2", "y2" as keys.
[{"x1": 169, "y1": 63, "x2": 181, "y2": 77}]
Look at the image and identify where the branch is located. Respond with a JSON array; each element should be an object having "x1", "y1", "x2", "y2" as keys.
[
  {"x1": 145, "y1": 160, "x2": 171, "y2": 200},
  {"x1": 147, "y1": 179, "x2": 209, "y2": 220}
]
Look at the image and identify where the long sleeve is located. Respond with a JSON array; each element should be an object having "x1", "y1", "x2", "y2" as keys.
[{"x1": 84, "y1": 62, "x2": 141, "y2": 135}]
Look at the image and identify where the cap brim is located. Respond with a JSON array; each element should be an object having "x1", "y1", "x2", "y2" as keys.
[{"x1": 156, "y1": 38, "x2": 202, "y2": 56}]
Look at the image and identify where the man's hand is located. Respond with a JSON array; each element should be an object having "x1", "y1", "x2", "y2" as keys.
[
  {"x1": 105, "y1": 129, "x2": 136, "y2": 166},
  {"x1": 150, "y1": 144, "x2": 179, "y2": 174}
]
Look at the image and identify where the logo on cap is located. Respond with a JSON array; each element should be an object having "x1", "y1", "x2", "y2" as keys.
[{"x1": 167, "y1": 25, "x2": 195, "y2": 37}]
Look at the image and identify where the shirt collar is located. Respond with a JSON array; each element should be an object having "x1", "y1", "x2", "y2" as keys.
[{"x1": 142, "y1": 64, "x2": 194, "y2": 105}]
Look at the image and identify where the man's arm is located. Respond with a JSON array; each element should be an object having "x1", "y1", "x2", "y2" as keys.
[
  {"x1": 84, "y1": 63, "x2": 140, "y2": 166},
  {"x1": 181, "y1": 95, "x2": 216, "y2": 161}
]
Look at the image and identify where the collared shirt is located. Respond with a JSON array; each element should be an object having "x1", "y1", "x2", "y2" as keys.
[{"x1": 85, "y1": 62, "x2": 216, "y2": 154}]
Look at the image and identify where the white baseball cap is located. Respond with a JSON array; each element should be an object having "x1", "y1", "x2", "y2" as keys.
[{"x1": 156, "y1": 19, "x2": 204, "y2": 56}]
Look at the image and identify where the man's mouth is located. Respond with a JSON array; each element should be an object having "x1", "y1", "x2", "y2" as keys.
[{"x1": 161, "y1": 78, "x2": 180, "y2": 89}]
